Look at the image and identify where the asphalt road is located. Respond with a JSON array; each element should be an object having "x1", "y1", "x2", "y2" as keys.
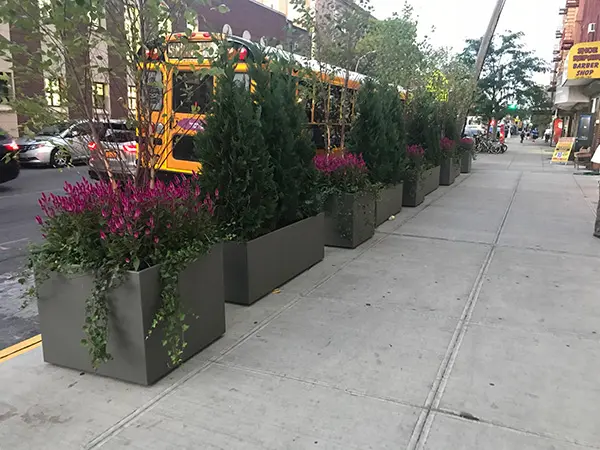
[{"x1": 0, "y1": 165, "x2": 90, "y2": 350}]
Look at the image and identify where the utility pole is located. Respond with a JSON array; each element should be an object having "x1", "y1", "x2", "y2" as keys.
[
  {"x1": 462, "y1": 0, "x2": 507, "y2": 134},
  {"x1": 474, "y1": 0, "x2": 508, "y2": 80}
]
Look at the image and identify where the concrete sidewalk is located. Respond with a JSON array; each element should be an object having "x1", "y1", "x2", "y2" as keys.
[{"x1": 1, "y1": 139, "x2": 599, "y2": 449}]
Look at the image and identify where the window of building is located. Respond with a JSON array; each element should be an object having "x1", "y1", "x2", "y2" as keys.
[
  {"x1": 0, "y1": 72, "x2": 11, "y2": 104},
  {"x1": 127, "y1": 86, "x2": 137, "y2": 111},
  {"x1": 93, "y1": 82, "x2": 108, "y2": 110},
  {"x1": 45, "y1": 78, "x2": 62, "y2": 107},
  {"x1": 172, "y1": 71, "x2": 213, "y2": 114}
]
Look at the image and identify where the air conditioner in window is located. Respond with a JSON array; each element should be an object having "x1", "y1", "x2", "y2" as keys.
[{"x1": 589, "y1": 23, "x2": 597, "y2": 33}]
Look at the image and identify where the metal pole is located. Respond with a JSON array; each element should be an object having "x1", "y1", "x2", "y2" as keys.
[
  {"x1": 462, "y1": 0, "x2": 507, "y2": 135},
  {"x1": 474, "y1": 0, "x2": 508, "y2": 80}
]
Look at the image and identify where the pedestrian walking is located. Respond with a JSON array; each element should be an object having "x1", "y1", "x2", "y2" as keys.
[{"x1": 520, "y1": 130, "x2": 525, "y2": 143}]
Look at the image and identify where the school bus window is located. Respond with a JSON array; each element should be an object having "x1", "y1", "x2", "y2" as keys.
[
  {"x1": 298, "y1": 79, "x2": 313, "y2": 122},
  {"x1": 141, "y1": 70, "x2": 163, "y2": 111},
  {"x1": 314, "y1": 86, "x2": 327, "y2": 123},
  {"x1": 342, "y1": 88, "x2": 354, "y2": 123},
  {"x1": 173, "y1": 71, "x2": 213, "y2": 114},
  {"x1": 330, "y1": 85, "x2": 343, "y2": 123},
  {"x1": 172, "y1": 134, "x2": 197, "y2": 161}
]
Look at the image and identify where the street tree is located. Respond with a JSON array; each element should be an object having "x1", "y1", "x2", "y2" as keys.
[
  {"x1": 357, "y1": 3, "x2": 430, "y2": 92},
  {"x1": 290, "y1": 0, "x2": 373, "y2": 150},
  {"x1": 460, "y1": 31, "x2": 547, "y2": 130}
]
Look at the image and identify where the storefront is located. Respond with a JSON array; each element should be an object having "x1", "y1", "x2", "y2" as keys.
[{"x1": 556, "y1": 41, "x2": 600, "y2": 152}]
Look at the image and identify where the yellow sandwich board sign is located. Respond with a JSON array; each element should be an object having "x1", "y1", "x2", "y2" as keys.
[{"x1": 551, "y1": 137, "x2": 575, "y2": 164}]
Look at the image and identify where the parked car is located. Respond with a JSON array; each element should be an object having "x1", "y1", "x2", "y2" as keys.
[
  {"x1": 88, "y1": 126, "x2": 137, "y2": 180},
  {"x1": 17, "y1": 120, "x2": 129, "y2": 168},
  {"x1": 0, "y1": 128, "x2": 20, "y2": 184}
]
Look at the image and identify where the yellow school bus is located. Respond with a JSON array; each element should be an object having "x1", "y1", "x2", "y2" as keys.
[{"x1": 141, "y1": 32, "x2": 369, "y2": 177}]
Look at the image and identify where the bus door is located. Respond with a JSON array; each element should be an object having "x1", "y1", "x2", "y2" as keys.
[{"x1": 164, "y1": 68, "x2": 214, "y2": 174}]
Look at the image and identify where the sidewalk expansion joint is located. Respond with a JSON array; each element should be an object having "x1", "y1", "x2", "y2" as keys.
[
  {"x1": 407, "y1": 172, "x2": 523, "y2": 450},
  {"x1": 85, "y1": 173, "x2": 471, "y2": 449},
  {"x1": 213, "y1": 360, "x2": 425, "y2": 411},
  {"x1": 431, "y1": 406, "x2": 600, "y2": 450}
]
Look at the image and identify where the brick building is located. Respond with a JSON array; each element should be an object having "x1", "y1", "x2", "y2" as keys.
[{"x1": 552, "y1": 0, "x2": 600, "y2": 151}]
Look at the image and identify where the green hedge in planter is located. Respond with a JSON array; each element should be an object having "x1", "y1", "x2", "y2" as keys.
[
  {"x1": 349, "y1": 81, "x2": 406, "y2": 225},
  {"x1": 196, "y1": 49, "x2": 324, "y2": 305},
  {"x1": 196, "y1": 58, "x2": 278, "y2": 242}
]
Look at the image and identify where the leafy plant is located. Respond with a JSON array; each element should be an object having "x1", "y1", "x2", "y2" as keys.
[
  {"x1": 250, "y1": 54, "x2": 320, "y2": 228},
  {"x1": 314, "y1": 152, "x2": 375, "y2": 239},
  {"x1": 406, "y1": 88, "x2": 442, "y2": 167},
  {"x1": 196, "y1": 53, "x2": 278, "y2": 242},
  {"x1": 314, "y1": 152, "x2": 372, "y2": 195},
  {"x1": 30, "y1": 176, "x2": 218, "y2": 368}
]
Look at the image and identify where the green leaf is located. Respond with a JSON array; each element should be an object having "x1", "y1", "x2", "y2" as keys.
[
  {"x1": 133, "y1": 257, "x2": 140, "y2": 271},
  {"x1": 216, "y1": 4, "x2": 230, "y2": 13}
]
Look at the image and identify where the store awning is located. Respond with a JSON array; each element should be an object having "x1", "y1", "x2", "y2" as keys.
[{"x1": 554, "y1": 86, "x2": 589, "y2": 109}]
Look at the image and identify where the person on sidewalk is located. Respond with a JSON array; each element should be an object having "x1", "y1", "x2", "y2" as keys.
[{"x1": 520, "y1": 129, "x2": 525, "y2": 143}]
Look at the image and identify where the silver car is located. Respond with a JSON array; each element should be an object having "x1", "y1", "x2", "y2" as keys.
[
  {"x1": 17, "y1": 120, "x2": 125, "y2": 168},
  {"x1": 88, "y1": 126, "x2": 137, "y2": 181}
]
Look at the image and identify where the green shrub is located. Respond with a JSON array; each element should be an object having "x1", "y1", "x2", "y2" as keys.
[
  {"x1": 196, "y1": 59, "x2": 278, "y2": 241},
  {"x1": 251, "y1": 56, "x2": 320, "y2": 228}
]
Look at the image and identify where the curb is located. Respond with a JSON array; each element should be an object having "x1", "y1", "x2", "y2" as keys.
[{"x1": 0, "y1": 334, "x2": 42, "y2": 363}]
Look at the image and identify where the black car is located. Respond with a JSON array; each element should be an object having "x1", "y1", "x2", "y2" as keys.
[{"x1": 0, "y1": 128, "x2": 20, "y2": 184}]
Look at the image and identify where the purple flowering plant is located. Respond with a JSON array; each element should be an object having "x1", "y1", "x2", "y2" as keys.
[
  {"x1": 30, "y1": 174, "x2": 218, "y2": 367},
  {"x1": 440, "y1": 137, "x2": 455, "y2": 153},
  {"x1": 313, "y1": 152, "x2": 372, "y2": 195},
  {"x1": 407, "y1": 144, "x2": 425, "y2": 159}
]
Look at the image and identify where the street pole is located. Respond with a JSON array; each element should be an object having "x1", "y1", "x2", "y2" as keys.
[
  {"x1": 462, "y1": 0, "x2": 507, "y2": 135},
  {"x1": 474, "y1": 0, "x2": 508, "y2": 80}
]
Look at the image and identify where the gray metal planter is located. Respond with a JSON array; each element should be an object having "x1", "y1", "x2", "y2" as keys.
[
  {"x1": 223, "y1": 214, "x2": 324, "y2": 306},
  {"x1": 37, "y1": 245, "x2": 225, "y2": 385},
  {"x1": 324, "y1": 191, "x2": 375, "y2": 249},
  {"x1": 375, "y1": 182, "x2": 404, "y2": 227},
  {"x1": 403, "y1": 166, "x2": 441, "y2": 207},
  {"x1": 440, "y1": 158, "x2": 458, "y2": 186},
  {"x1": 461, "y1": 152, "x2": 472, "y2": 173}
]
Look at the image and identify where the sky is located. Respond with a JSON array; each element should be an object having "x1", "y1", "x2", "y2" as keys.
[{"x1": 371, "y1": 0, "x2": 565, "y2": 84}]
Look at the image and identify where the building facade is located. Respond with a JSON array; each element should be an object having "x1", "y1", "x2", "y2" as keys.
[{"x1": 552, "y1": 0, "x2": 600, "y2": 151}]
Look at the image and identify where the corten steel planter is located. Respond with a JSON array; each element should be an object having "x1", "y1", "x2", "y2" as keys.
[
  {"x1": 223, "y1": 213, "x2": 324, "y2": 306},
  {"x1": 461, "y1": 152, "x2": 473, "y2": 173},
  {"x1": 324, "y1": 191, "x2": 375, "y2": 249},
  {"x1": 403, "y1": 166, "x2": 441, "y2": 207},
  {"x1": 375, "y1": 182, "x2": 404, "y2": 227},
  {"x1": 37, "y1": 245, "x2": 225, "y2": 385},
  {"x1": 440, "y1": 157, "x2": 458, "y2": 186}
]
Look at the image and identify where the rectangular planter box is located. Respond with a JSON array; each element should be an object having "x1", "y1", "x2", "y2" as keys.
[
  {"x1": 461, "y1": 152, "x2": 472, "y2": 173},
  {"x1": 440, "y1": 158, "x2": 457, "y2": 186},
  {"x1": 375, "y1": 182, "x2": 404, "y2": 227},
  {"x1": 403, "y1": 166, "x2": 441, "y2": 207},
  {"x1": 37, "y1": 245, "x2": 225, "y2": 385},
  {"x1": 454, "y1": 162, "x2": 461, "y2": 179},
  {"x1": 324, "y1": 191, "x2": 375, "y2": 249},
  {"x1": 224, "y1": 213, "x2": 324, "y2": 306}
]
